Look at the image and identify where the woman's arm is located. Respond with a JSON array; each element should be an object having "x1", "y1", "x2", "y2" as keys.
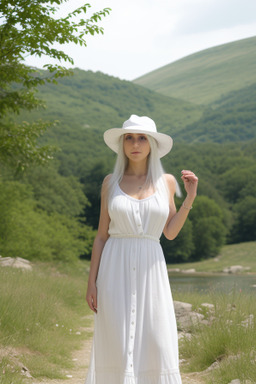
[
  {"x1": 163, "y1": 170, "x2": 198, "y2": 240},
  {"x1": 86, "y1": 175, "x2": 111, "y2": 313}
]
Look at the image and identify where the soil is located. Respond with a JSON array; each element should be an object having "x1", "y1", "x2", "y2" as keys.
[{"x1": 22, "y1": 314, "x2": 205, "y2": 384}]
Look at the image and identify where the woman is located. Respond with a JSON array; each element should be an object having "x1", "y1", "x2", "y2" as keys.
[{"x1": 85, "y1": 115, "x2": 198, "y2": 384}]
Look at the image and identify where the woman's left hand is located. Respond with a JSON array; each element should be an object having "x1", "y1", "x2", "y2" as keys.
[{"x1": 181, "y1": 170, "x2": 198, "y2": 197}]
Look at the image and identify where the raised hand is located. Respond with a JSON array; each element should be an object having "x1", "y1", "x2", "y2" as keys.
[{"x1": 181, "y1": 170, "x2": 198, "y2": 198}]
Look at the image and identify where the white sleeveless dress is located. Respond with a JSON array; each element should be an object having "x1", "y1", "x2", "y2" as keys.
[{"x1": 85, "y1": 182, "x2": 182, "y2": 384}]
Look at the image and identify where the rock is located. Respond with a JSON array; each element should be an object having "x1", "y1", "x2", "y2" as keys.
[
  {"x1": 0, "y1": 257, "x2": 32, "y2": 271},
  {"x1": 223, "y1": 265, "x2": 246, "y2": 274},
  {"x1": 21, "y1": 366, "x2": 33, "y2": 378},
  {"x1": 168, "y1": 268, "x2": 180, "y2": 273},
  {"x1": 228, "y1": 380, "x2": 241, "y2": 384},
  {"x1": 201, "y1": 303, "x2": 215, "y2": 311},
  {"x1": 174, "y1": 301, "x2": 204, "y2": 330},
  {"x1": 178, "y1": 332, "x2": 192, "y2": 340},
  {"x1": 204, "y1": 361, "x2": 219, "y2": 372},
  {"x1": 174, "y1": 301, "x2": 192, "y2": 316},
  {"x1": 181, "y1": 268, "x2": 196, "y2": 274},
  {"x1": 241, "y1": 314, "x2": 254, "y2": 328}
]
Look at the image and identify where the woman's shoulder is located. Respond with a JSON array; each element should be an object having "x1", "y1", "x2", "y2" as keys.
[
  {"x1": 163, "y1": 173, "x2": 178, "y2": 196},
  {"x1": 102, "y1": 174, "x2": 112, "y2": 184},
  {"x1": 101, "y1": 174, "x2": 112, "y2": 190}
]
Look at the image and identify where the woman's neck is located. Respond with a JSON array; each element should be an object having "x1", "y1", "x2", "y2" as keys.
[{"x1": 125, "y1": 160, "x2": 148, "y2": 177}]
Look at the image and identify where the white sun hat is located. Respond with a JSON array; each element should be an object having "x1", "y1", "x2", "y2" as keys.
[{"x1": 103, "y1": 115, "x2": 173, "y2": 158}]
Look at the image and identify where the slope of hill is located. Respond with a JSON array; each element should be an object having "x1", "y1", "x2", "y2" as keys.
[
  {"x1": 17, "y1": 68, "x2": 203, "y2": 175},
  {"x1": 26, "y1": 68, "x2": 203, "y2": 136},
  {"x1": 175, "y1": 82, "x2": 256, "y2": 143},
  {"x1": 134, "y1": 36, "x2": 256, "y2": 105},
  {"x1": 16, "y1": 68, "x2": 256, "y2": 178}
]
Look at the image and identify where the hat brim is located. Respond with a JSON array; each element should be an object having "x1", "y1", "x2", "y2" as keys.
[{"x1": 103, "y1": 127, "x2": 173, "y2": 158}]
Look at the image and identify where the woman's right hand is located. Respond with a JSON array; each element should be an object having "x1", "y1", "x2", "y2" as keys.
[{"x1": 86, "y1": 282, "x2": 98, "y2": 313}]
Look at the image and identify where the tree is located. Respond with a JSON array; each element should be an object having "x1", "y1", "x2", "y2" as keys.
[
  {"x1": 161, "y1": 219, "x2": 194, "y2": 263},
  {"x1": 80, "y1": 160, "x2": 110, "y2": 229},
  {"x1": 0, "y1": 0, "x2": 110, "y2": 171},
  {"x1": 231, "y1": 196, "x2": 256, "y2": 242},
  {"x1": 189, "y1": 196, "x2": 226, "y2": 260},
  {"x1": 192, "y1": 216, "x2": 226, "y2": 259},
  {"x1": 0, "y1": 179, "x2": 96, "y2": 261}
]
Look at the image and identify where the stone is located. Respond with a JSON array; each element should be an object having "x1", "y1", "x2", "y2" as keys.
[
  {"x1": 168, "y1": 268, "x2": 180, "y2": 273},
  {"x1": 201, "y1": 303, "x2": 215, "y2": 311},
  {"x1": 181, "y1": 268, "x2": 196, "y2": 274},
  {"x1": 178, "y1": 332, "x2": 192, "y2": 340},
  {"x1": 204, "y1": 361, "x2": 219, "y2": 372},
  {"x1": 228, "y1": 380, "x2": 241, "y2": 384},
  {"x1": 241, "y1": 314, "x2": 254, "y2": 328},
  {"x1": 174, "y1": 301, "x2": 205, "y2": 330},
  {"x1": 0, "y1": 257, "x2": 32, "y2": 271},
  {"x1": 174, "y1": 301, "x2": 192, "y2": 316},
  {"x1": 223, "y1": 265, "x2": 246, "y2": 274},
  {"x1": 21, "y1": 366, "x2": 33, "y2": 378}
]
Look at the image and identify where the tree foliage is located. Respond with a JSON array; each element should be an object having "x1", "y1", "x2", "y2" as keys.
[
  {"x1": 0, "y1": 172, "x2": 95, "y2": 261},
  {"x1": 0, "y1": 0, "x2": 110, "y2": 170},
  {"x1": 161, "y1": 219, "x2": 194, "y2": 263}
]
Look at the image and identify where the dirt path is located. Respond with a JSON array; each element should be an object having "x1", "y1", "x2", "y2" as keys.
[{"x1": 27, "y1": 317, "x2": 205, "y2": 384}]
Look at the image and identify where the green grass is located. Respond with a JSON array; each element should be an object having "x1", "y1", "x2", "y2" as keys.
[
  {"x1": 0, "y1": 260, "x2": 92, "y2": 383},
  {"x1": 134, "y1": 36, "x2": 256, "y2": 105},
  {"x1": 176, "y1": 290, "x2": 256, "y2": 384},
  {"x1": 168, "y1": 242, "x2": 256, "y2": 273},
  {"x1": 1, "y1": 248, "x2": 256, "y2": 383}
]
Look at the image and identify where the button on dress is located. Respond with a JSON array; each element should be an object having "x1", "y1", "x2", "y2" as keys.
[{"x1": 85, "y1": 182, "x2": 182, "y2": 384}]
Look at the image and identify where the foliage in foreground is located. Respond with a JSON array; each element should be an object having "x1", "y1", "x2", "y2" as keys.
[
  {"x1": 0, "y1": 0, "x2": 110, "y2": 171},
  {"x1": 0, "y1": 262, "x2": 92, "y2": 383},
  {"x1": 176, "y1": 291, "x2": 256, "y2": 384}
]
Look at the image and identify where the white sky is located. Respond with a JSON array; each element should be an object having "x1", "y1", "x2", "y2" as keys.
[{"x1": 25, "y1": 0, "x2": 256, "y2": 80}]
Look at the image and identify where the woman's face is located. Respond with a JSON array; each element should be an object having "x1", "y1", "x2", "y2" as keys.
[{"x1": 123, "y1": 133, "x2": 151, "y2": 162}]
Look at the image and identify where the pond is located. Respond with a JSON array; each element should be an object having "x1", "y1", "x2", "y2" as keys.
[{"x1": 168, "y1": 273, "x2": 256, "y2": 295}]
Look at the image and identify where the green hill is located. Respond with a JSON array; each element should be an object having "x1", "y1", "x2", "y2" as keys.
[
  {"x1": 16, "y1": 67, "x2": 256, "y2": 178},
  {"x1": 134, "y1": 36, "x2": 256, "y2": 105},
  {"x1": 28, "y1": 68, "x2": 203, "y2": 135},
  {"x1": 175, "y1": 82, "x2": 256, "y2": 143},
  {"x1": 18, "y1": 68, "x2": 203, "y2": 175}
]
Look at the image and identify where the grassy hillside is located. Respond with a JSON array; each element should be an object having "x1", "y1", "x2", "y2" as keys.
[
  {"x1": 168, "y1": 242, "x2": 256, "y2": 273},
  {"x1": 21, "y1": 68, "x2": 203, "y2": 137},
  {"x1": 134, "y1": 36, "x2": 256, "y2": 105},
  {"x1": 175, "y1": 82, "x2": 256, "y2": 143}
]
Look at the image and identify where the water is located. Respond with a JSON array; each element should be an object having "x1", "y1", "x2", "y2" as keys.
[{"x1": 168, "y1": 273, "x2": 256, "y2": 294}]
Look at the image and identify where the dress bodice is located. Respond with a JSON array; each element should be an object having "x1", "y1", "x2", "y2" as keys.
[{"x1": 108, "y1": 183, "x2": 169, "y2": 240}]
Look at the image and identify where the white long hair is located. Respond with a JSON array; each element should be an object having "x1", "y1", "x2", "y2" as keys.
[{"x1": 106, "y1": 135, "x2": 181, "y2": 202}]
